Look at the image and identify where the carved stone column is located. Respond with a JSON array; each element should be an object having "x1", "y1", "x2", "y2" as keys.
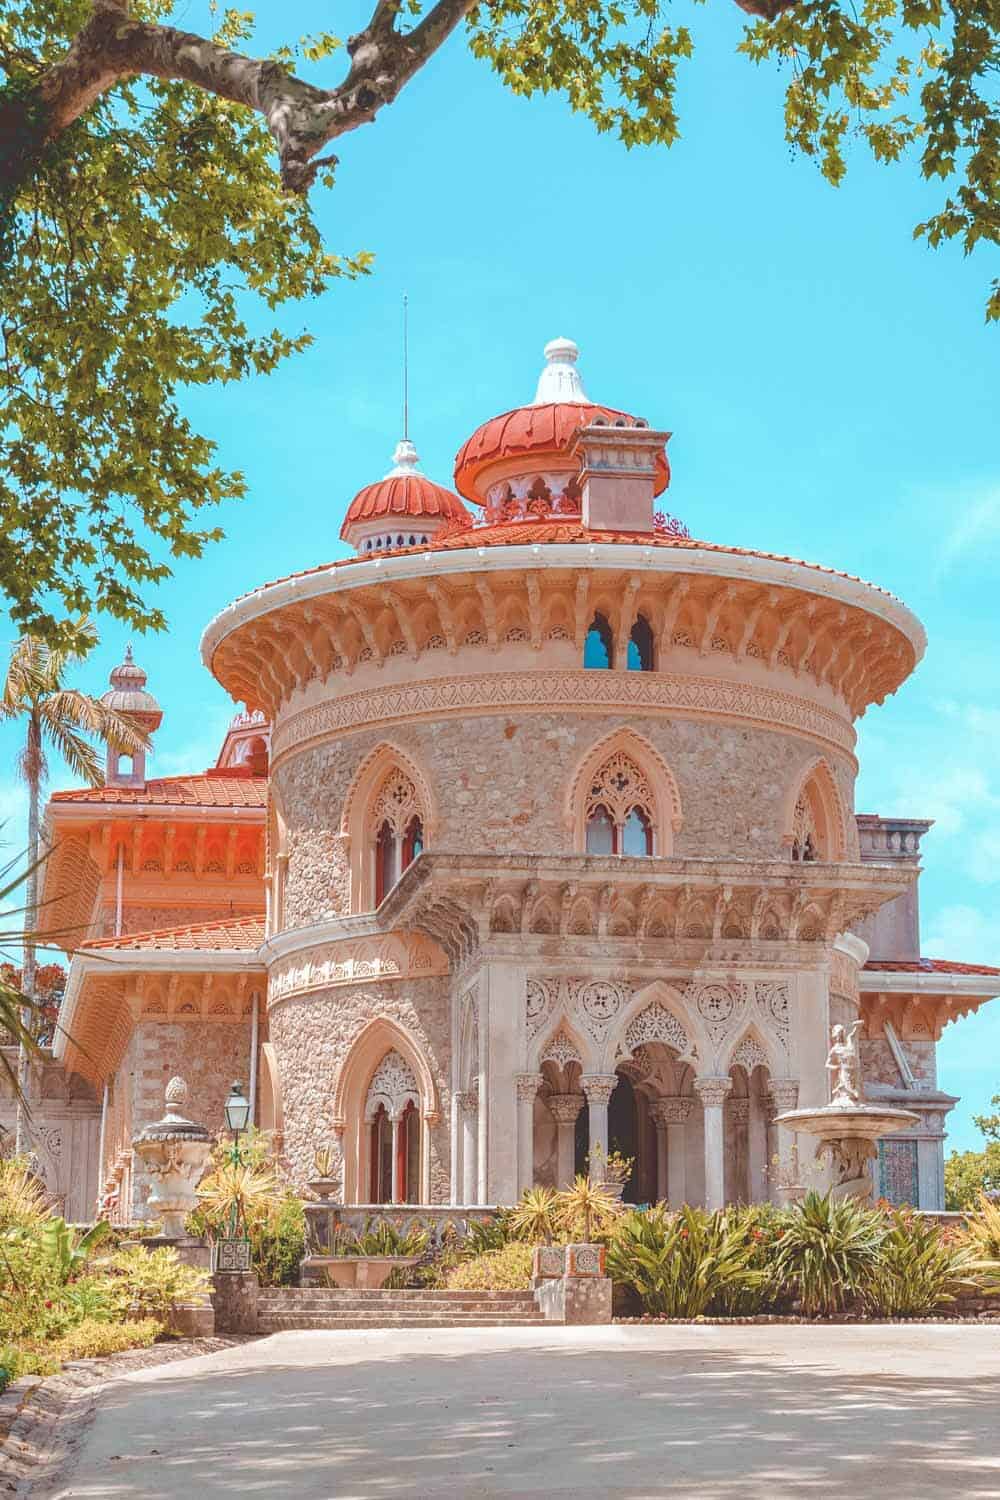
[
  {"x1": 581, "y1": 1075, "x2": 619, "y2": 1181},
  {"x1": 768, "y1": 1080, "x2": 800, "y2": 1204},
  {"x1": 390, "y1": 1113, "x2": 403, "y2": 1205},
  {"x1": 748, "y1": 1091, "x2": 769, "y2": 1203},
  {"x1": 456, "y1": 1091, "x2": 478, "y2": 1205},
  {"x1": 548, "y1": 1093, "x2": 585, "y2": 1188},
  {"x1": 651, "y1": 1097, "x2": 692, "y2": 1206},
  {"x1": 694, "y1": 1077, "x2": 732, "y2": 1211},
  {"x1": 515, "y1": 1074, "x2": 544, "y2": 1196},
  {"x1": 728, "y1": 1097, "x2": 750, "y2": 1203}
]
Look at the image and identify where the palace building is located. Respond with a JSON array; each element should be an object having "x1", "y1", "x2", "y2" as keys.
[{"x1": 8, "y1": 337, "x2": 999, "y2": 1221}]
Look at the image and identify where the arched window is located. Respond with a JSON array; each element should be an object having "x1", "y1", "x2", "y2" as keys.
[
  {"x1": 583, "y1": 613, "x2": 614, "y2": 669},
  {"x1": 791, "y1": 793, "x2": 818, "y2": 862},
  {"x1": 628, "y1": 615, "x2": 654, "y2": 672},
  {"x1": 365, "y1": 1050, "x2": 421, "y2": 1204},
  {"x1": 585, "y1": 752, "x2": 656, "y2": 856},
  {"x1": 371, "y1": 769, "x2": 425, "y2": 904}
]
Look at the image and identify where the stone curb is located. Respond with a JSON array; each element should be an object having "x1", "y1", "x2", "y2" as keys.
[{"x1": 0, "y1": 1336, "x2": 247, "y2": 1494}]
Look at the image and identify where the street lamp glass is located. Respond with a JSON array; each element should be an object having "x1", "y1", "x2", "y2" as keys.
[{"x1": 224, "y1": 1081, "x2": 251, "y2": 1134}]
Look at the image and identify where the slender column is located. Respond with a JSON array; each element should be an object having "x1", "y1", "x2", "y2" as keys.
[
  {"x1": 769, "y1": 1080, "x2": 800, "y2": 1204},
  {"x1": 581, "y1": 1075, "x2": 619, "y2": 1180},
  {"x1": 390, "y1": 1114, "x2": 403, "y2": 1204},
  {"x1": 514, "y1": 1074, "x2": 544, "y2": 1196},
  {"x1": 729, "y1": 1098, "x2": 751, "y2": 1203},
  {"x1": 748, "y1": 1091, "x2": 769, "y2": 1203},
  {"x1": 694, "y1": 1077, "x2": 732, "y2": 1211},
  {"x1": 548, "y1": 1093, "x2": 585, "y2": 1188},
  {"x1": 450, "y1": 1089, "x2": 461, "y2": 1205},
  {"x1": 458, "y1": 1091, "x2": 478, "y2": 1204},
  {"x1": 652, "y1": 1097, "x2": 692, "y2": 1206}
]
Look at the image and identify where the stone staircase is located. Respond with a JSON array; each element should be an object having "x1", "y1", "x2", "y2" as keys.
[{"x1": 258, "y1": 1287, "x2": 546, "y2": 1331}]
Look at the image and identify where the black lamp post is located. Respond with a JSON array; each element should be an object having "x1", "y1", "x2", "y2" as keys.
[{"x1": 218, "y1": 1080, "x2": 252, "y2": 1270}]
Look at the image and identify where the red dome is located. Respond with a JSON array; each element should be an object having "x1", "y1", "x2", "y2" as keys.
[
  {"x1": 339, "y1": 439, "x2": 471, "y2": 543},
  {"x1": 454, "y1": 402, "x2": 670, "y2": 505}
]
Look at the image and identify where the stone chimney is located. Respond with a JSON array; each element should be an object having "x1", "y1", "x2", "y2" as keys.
[
  {"x1": 572, "y1": 419, "x2": 670, "y2": 534},
  {"x1": 854, "y1": 814, "x2": 934, "y2": 960}
]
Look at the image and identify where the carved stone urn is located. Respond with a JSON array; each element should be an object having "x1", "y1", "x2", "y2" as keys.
[{"x1": 132, "y1": 1077, "x2": 213, "y2": 1239}]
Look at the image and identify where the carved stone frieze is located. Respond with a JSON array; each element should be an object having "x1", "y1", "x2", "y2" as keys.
[
  {"x1": 623, "y1": 1000, "x2": 692, "y2": 1060},
  {"x1": 541, "y1": 1027, "x2": 583, "y2": 1071},
  {"x1": 268, "y1": 931, "x2": 447, "y2": 1006},
  {"x1": 730, "y1": 1033, "x2": 771, "y2": 1076},
  {"x1": 754, "y1": 981, "x2": 791, "y2": 1048},
  {"x1": 650, "y1": 1096, "x2": 693, "y2": 1127},
  {"x1": 689, "y1": 980, "x2": 748, "y2": 1046},
  {"x1": 693, "y1": 1076, "x2": 733, "y2": 1110},
  {"x1": 581, "y1": 1074, "x2": 619, "y2": 1107}
]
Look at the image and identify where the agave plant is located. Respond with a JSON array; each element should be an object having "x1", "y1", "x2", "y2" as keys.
[
  {"x1": 0, "y1": 1155, "x2": 49, "y2": 1232},
  {"x1": 509, "y1": 1187, "x2": 559, "y2": 1245},
  {"x1": 606, "y1": 1205, "x2": 764, "y2": 1319},
  {"x1": 555, "y1": 1175, "x2": 620, "y2": 1244},
  {"x1": 775, "y1": 1191, "x2": 886, "y2": 1317},
  {"x1": 195, "y1": 1158, "x2": 280, "y2": 1241}
]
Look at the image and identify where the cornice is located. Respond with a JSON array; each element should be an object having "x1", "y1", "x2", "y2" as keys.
[
  {"x1": 270, "y1": 667, "x2": 857, "y2": 767},
  {"x1": 859, "y1": 970, "x2": 1000, "y2": 998}
]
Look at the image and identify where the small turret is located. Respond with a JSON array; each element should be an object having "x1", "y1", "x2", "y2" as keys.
[{"x1": 100, "y1": 645, "x2": 163, "y2": 787}]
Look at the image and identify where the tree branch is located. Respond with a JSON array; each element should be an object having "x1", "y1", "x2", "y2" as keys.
[{"x1": 8, "y1": 0, "x2": 476, "y2": 197}]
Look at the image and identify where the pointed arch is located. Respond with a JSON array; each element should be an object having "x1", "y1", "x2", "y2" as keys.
[
  {"x1": 604, "y1": 979, "x2": 702, "y2": 1073},
  {"x1": 782, "y1": 755, "x2": 852, "y2": 863},
  {"x1": 531, "y1": 1015, "x2": 593, "y2": 1078},
  {"x1": 341, "y1": 741, "x2": 437, "y2": 912},
  {"x1": 333, "y1": 1016, "x2": 440, "y2": 1202},
  {"x1": 566, "y1": 726, "x2": 683, "y2": 855},
  {"x1": 725, "y1": 1025, "x2": 777, "y2": 1079}
]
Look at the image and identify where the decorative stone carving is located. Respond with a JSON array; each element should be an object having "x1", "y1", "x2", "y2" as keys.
[
  {"x1": 533, "y1": 1245, "x2": 566, "y2": 1279},
  {"x1": 566, "y1": 1243, "x2": 605, "y2": 1278},
  {"x1": 624, "y1": 1000, "x2": 690, "y2": 1058},
  {"x1": 365, "y1": 1049, "x2": 420, "y2": 1121},
  {"x1": 819, "y1": 1135, "x2": 877, "y2": 1191},
  {"x1": 730, "y1": 1033, "x2": 771, "y2": 1077},
  {"x1": 585, "y1": 752, "x2": 654, "y2": 829},
  {"x1": 574, "y1": 979, "x2": 629, "y2": 1041},
  {"x1": 132, "y1": 1076, "x2": 212, "y2": 1240},
  {"x1": 455, "y1": 1089, "x2": 479, "y2": 1116},
  {"x1": 769, "y1": 1080, "x2": 800, "y2": 1113},
  {"x1": 515, "y1": 1072, "x2": 544, "y2": 1101},
  {"x1": 693, "y1": 1076, "x2": 733, "y2": 1110},
  {"x1": 581, "y1": 1074, "x2": 618, "y2": 1107},
  {"x1": 371, "y1": 768, "x2": 422, "y2": 838},
  {"x1": 526, "y1": 977, "x2": 558, "y2": 1039},
  {"x1": 728, "y1": 1098, "x2": 751, "y2": 1125},
  {"x1": 547, "y1": 1093, "x2": 585, "y2": 1124},
  {"x1": 650, "y1": 1096, "x2": 693, "y2": 1127},
  {"x1": 754, "y1": 980, "x2": 790, "y2": 1045},
  {"x1": 541, "y1": 1027, "x2": 583, "y2": 1071},
  {"x1": 691, "y1": 981, "x2": 747, "y2": 1046}
]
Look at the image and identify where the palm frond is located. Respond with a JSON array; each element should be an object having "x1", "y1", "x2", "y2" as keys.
[{"x1": 40, "y1": 719, "x2": 103, "y2": 786}]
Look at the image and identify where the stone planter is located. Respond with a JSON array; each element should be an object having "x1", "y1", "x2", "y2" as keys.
[
  {"x1": 307, "y1": 1178, "x2": 341, "y2": 1202},
  {"x1": 301, "y1": 1255, "x2": 422, "y2": 1289}
]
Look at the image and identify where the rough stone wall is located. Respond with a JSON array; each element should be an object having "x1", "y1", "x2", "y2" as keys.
[
  {"x1": 861, "y1": 1036, "x2": 937, "y2": 1090},
  {"x1": 275, "y1": 713, "x2": 854, "y2": 925},
  {"x1": 124, "y1": 1019, "x2": 253, "y2": 1217},
  {"x1": 267, "y1": 976, "x2": 452, "y2": 1197}
]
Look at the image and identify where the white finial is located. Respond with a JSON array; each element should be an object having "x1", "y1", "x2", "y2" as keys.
[
  {"x1": 532, "y1": 336, "x2": 589, "y2": 405},
  {"x1": 386, "y1": 438, "x2": 422, "y2": 478}
]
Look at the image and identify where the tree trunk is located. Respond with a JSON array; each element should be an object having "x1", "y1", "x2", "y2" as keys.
[{"x1": 14, "y1": 714, "x2": 40, "y2": 1155}]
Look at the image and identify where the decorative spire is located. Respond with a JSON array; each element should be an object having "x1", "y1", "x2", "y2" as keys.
[
  {"x1": 109, "y1": 642, "x2": 148, "y2": 691},
  {"x1": 532, "y1": 337, "x2": 590, "y2": 406},
  {"x1": 385, "y1": 438, "x2": 423, "y2": 478}
]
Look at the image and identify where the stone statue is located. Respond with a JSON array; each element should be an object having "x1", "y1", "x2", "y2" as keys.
[{"x1": 826, "y1": 1021, "x2": 863, "y2": 1107}]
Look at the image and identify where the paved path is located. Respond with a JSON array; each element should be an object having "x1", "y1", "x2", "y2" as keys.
[{"x1": 33, "y1": 1324, "x2": 1000, "y2": 1498}]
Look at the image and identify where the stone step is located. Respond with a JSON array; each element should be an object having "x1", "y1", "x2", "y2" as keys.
[
  {"x1": 260, "y1": 1298, "x2": 538, "y2": 1314},
  {"x1": 264, "y1": 1288, "x2": 533, "y2": 1301},
  {"x1": 259, "y1": 1314, "x2": 546, "y2": 1331}
]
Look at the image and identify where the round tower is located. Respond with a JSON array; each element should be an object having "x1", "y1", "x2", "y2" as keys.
[{"x1": 100, "y1": 645, "x2": 162, "y2": 787}]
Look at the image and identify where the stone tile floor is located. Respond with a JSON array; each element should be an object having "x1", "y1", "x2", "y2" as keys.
[{"x1": 20, "y1": 1324, "x2": 1000, "y2": 1498}]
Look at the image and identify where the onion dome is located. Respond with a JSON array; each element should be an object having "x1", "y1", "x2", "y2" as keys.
[
  {"x1": 340, "y1": 439, "x2": 471, "y2": 555},
  {"x1": 454, "y1": 338, "x2": 671, "y2": 510},
  {"x1": 100, "y1": 645, "x2": 163, "y2": 734}
]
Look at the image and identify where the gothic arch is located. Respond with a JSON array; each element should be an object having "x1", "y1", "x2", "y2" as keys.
[
  {"x1": 782, "y1": 755, "x2": 852, "y2": 863},
  {"x1": 604, "y1": 979, "x2": 702, "y2": 1073},
  {"x1": 333, "y1": 1016, "x2": 440, "y2": 1202},
  {"x1": 531, "y1": 1015, "x2": 594, "y2": 1080},
  {"x1": 725, "y1": 1024, "x2": 778, "y2": 1079},
  {"x1": 258, "y1": 1041, "x2": 285, "y2": 1141},
  {"x1": 565, "y1": 726, "x2": 683, "y2": 855},
  {"x1": 341, "y1": 741, "x2": 438, "y2": 912}
]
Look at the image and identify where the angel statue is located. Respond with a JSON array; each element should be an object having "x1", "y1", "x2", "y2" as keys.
[{"x1": 826, "y1": 1021, "x2": 863, "y2": 1107}]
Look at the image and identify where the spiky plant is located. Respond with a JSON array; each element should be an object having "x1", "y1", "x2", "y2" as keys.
[
  {"x1": 555, "y1": 1175, "x2": 619, "y2": 1244},
  {"x1": 606, "y1": 1205, "x2": 765, "y2": 1319},
  {"x1": 860, "y1": 1207, "x2": 995, "y2": 1317},
  {"x1": 775, "y1": 1191, "x2": 886, "y2": 1317},
  {"x1": 509, "y1": 1187, "x2": 559, "y2": 1245}
]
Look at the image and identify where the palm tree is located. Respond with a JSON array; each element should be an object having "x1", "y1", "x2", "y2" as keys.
[{"x1": 1, "y1": 622, "x2": 149, "y2": 1146}]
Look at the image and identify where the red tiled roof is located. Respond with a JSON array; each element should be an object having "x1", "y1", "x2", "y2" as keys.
[
  {"x1": 453, "y1": 402, "x2": 670, "y2": 504},
  {"x1": 864, "y1": 958, "x2": 1000, "y2": 976},
  {"x1": 232, "y1": 521, "x2": 904, "y2": 606},
  {"x1": 340, "y1": 473, "x2": 470, "y2": 537},
  {"x1": 50, "y1": 770, "x2": 267, "y2": 809},
  {"x1": 81, "y1": 913, "x2": 265, "y2": 953}
]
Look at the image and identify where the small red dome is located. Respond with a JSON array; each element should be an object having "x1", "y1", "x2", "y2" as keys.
[
  {"x1": 339, "y1": 440, "x2": 471, "y2": 544},
  {"x1": 454, "y1": 400, "x2": 670, "y2": 505}
]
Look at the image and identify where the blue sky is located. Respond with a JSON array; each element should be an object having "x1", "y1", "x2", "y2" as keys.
[{"x1": 2, "y1": 0, "x2": 998, "y2": 1149}]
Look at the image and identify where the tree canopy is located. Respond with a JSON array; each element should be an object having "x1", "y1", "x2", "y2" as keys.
[
  {"x1": 1, "y1": 0, "x2": 996, "y2": 643},
  {"x1": 945, "y1": 1093, "x2": 1000, "y2": 1210}
]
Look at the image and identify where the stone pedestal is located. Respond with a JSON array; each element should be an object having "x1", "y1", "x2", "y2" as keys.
[
  {"x1": 532, "y1": 1242, "x2": 612, "y2": 1325},
  {"x1": 212, "y1": 1270, "x2": 259, "y2": 1334}
]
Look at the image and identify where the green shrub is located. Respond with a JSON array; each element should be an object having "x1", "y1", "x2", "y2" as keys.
[
  {"x1": 775, "y1": 1191, "x2": 885, "y2": 1317},
  {"x1": 104, "y1": 1246, "x2": 211, "y2": 1320},
  {"x1": 331, "y1": 1220, "x2": 430, "y2": 1258},
  {"x1": 0, "y1": 1157, "x2": 49, "y2": 1233},
  {"x1": 711, "y1": 1203, "x2": 788, "y2": 1316},
  {"x1": 253, "y1": 1196, "x2": 306, "y2": 1286},
  {"x1": 861, "y1": 1208, "x2": 993, "y2": 1317},
  {"x1": 606, "y1": 1205, "x2": 763, "y2": 1319},
  {"x1": 445, "y1": 1241, "x2": 534, "y2": 1290},
  {"x1": 50, "y1": 1316, "x2": 162, "y2": 1361}
]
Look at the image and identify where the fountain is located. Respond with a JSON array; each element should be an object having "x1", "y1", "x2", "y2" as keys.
[{"x1": 774, "y1": 1022, "x2": 919, "y2": 1202}]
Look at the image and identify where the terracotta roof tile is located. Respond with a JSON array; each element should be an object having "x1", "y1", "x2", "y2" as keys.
[
  {"x1": 864, "y1": 958, "x2": 1000, "y2": 976},
  {"x1": 50, "y1": 771, "x2": 267, "y2": 809},
  {"x1": 340, "y1": 473, "x2": 470, "y2": 536},
  {"x1": 81, "y1": 913, "x2": 265, "y2": 952}
]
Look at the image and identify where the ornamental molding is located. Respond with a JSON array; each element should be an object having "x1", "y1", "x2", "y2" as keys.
[
  {"x1": 267, "y1": 930, "x2": 448, "y2": 1007},
  {"x1": 271, "y1": 668, "x2": 856, "y2": 767},
  {"x1": 581, "y1": 1074, "x2": 619, "y2": 1106},
  {"x1": 547, "y1": 1093, "x2": 585, "y2": 1124},
  {"x1": 515, "y1": 1072, "x2": 545, "y2": 1101},
  {"x1": 365, "y1": 1049, "x2": 420, "y2": 1121},
  {"x1": 650, "y1": 1096, "x2": 694, "y2": 1127},
  {"x1": 693, "y1": 1076, "x2": 733, "y2": 1109},
  {"x1": 830, "y1": 946, "x2": 861, "y2": 1004}
]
